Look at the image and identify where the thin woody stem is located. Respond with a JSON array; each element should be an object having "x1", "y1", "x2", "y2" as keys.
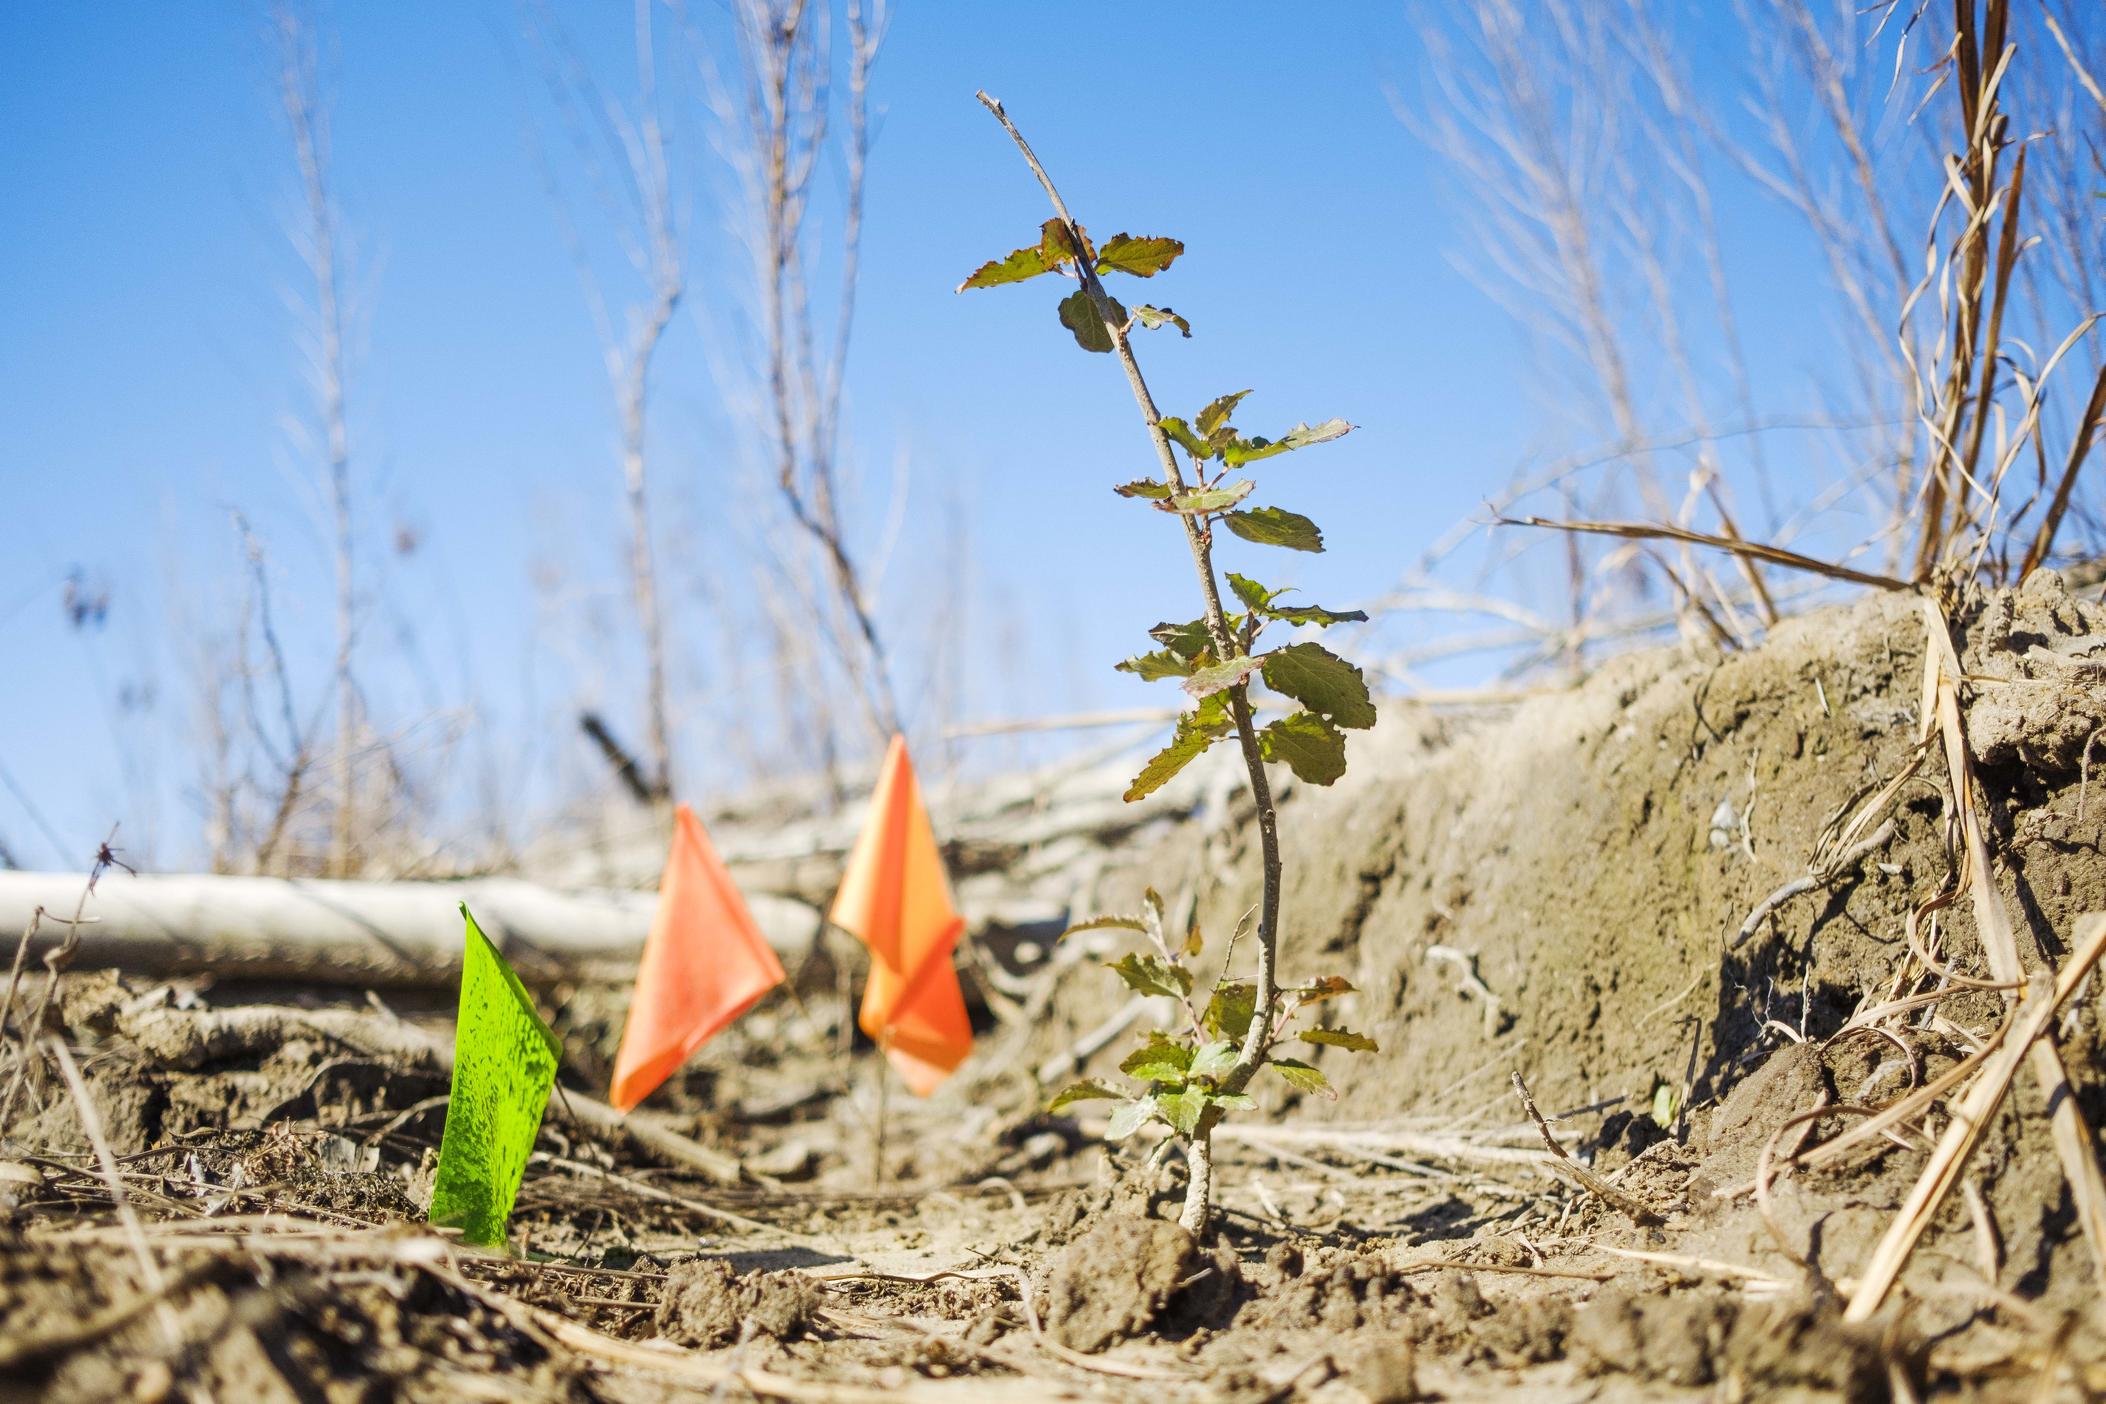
[{"x1": 976, "y1": 91, "x2": 1284, "y2": 1234}]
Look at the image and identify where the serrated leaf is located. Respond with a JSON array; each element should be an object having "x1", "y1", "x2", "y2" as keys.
[
  {"x1": 1224, "y1": 507, "x2": 1324, "y2": 552},
  {"x1": 1036, "y1": 218, "x2": 1092, "y2": 267},
  {"x1": 1299, "y1": 1028, "x2": 1380, "y2": 1053},
  {"x1": 1105, "y1": 1098, "x2": 1155, "y2": 1140},
  {"x1": 1296, "y1": 976, "x2": 1357, "y2": 1006},
  {"x1": 1126, "y1": 696, "x2": 1235, "y2": 801},
  {"x1": 1121, "y1": 1033, "x2": 1193, "y2": 1083},
  {"x1": 1182, "y1": 651, "x2": 1265, "y2": 701},
  {"x1": 1259, "y1": 711, "x2": 1348, "y2": 785},
  {"x1": 1270, "y1": 602, "x2": 1369, "y2": 628},
  {"x1": 1157, "y1": 416, "x2": 1211, "y2": 460},
  {"x1": 1206, "y1": 982, "x2": 1256, "y2": 1042},
  {"x1": 1262, "y1": 642, "x2": 1375, "y2": 729},
  {"x1": 1060, "y1": 913, "x2": 1149, "y2": 941},
  {"x1": 1187, "y1": 1041, "x2": 1239, "y2": 1080},
  {"x1": 1047, "y1": 1080, "x2": 1125, "y2": 1113},
  {"x1": 1197, "y1": 391, "x2": 1253, "y2": 438},
  {"x1": 1106, "y1": 952, "x2": 1194, "y2": 999},
  {"x1": 1221, "y1": 419, "x2": 1354, "y2": 467},
  {"x1": 1149, "y1": 618, "x2": 1214, "y2": 659},
  {"x1": 1140, "y1": 887, "x2": 1169, "y2": 949},
  {"x1": 1226, "y1": 574, "x2": 1367, "y2": 629},
  {"x1": 1114, "y1": 479, "x2": 1172, "y2": 500},
  {"x1": 1115, "y1": 648, "x2": 1194, "y2": 682},
  {"x1": 956, "y1": 242, "x2": 1052, "y2": 292},
  {"x1": 1211, "y1": 1093, "x2": 1256, "y2": 1113},
  {"x1": 1057, "y1": 288, "x2": 1123, "y2": 353},
  {"x1": 1095, "y1": 233, "x2": 1184, "y2": 278},
  {"x1": 1227, "y1": 573, "x2": 1278, "y2": 613},
  {"x1": 1133, "y1": 304, "x2": 1191, "y2": 336},
  {"x1": 1156, "y1": 1087, "x2": 1208, "y2": 1136},
  {"x1": 1163, "y1": 480, "x2": 1255, "y2": 515},
  {"x1": 1270, "y1": 1057, "x2": 1337, "y2": 1100}
]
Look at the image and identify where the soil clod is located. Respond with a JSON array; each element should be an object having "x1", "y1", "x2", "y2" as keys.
[
  {"x1": 653, "y1": 1256, "x2": 817, "y2": 1348},
  {"x1": 1038, "y1": 1210, "x2": 1198, "y2": 1352}
]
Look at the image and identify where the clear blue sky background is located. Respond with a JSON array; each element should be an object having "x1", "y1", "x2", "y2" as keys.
[{"x1": 0, "y1": 2, "x2": 1956, "y2": 869}]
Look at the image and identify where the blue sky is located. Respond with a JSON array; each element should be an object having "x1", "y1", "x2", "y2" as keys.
[{"x1": 0, "y1": 2, "x2": 2010, "y2": 869}]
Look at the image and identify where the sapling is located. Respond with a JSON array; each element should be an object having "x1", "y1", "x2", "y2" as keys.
[{"x1": 962, "y1": 93, "x2": 1379, "y2": 1234}]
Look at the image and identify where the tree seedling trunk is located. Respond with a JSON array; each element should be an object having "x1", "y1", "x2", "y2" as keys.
[{"x1": 965, "y1": 93, "x2": 1380, "y2": 1234}]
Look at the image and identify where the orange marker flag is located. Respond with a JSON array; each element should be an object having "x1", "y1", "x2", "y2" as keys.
[
  {"x1": 830, "y1": 736, "x2": 971, "y2": 1095},
  {"x1": 609, "y1": 804, "x2": 786, "y2": 1112}
]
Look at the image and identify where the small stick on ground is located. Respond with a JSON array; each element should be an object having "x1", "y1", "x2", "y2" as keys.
[{"x1": 1513, "y1": 1071, "x2": 1662, "y2": 1226}]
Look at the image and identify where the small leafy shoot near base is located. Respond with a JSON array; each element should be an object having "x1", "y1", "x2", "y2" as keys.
[{"x1": 1044, "y1": 890, "x2": 1379, "y2": 1138}]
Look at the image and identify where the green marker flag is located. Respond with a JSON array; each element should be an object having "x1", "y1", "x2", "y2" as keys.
[{"x1": 428, "y1": 903, "x2": 561, "y2": 1249}]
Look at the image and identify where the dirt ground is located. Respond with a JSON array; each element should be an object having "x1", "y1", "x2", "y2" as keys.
[{"x1": 3, "y1": 572, "x2": 2104, "y2": 1402}]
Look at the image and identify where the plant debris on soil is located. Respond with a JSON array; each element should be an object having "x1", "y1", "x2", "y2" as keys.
[{"x1": 4, "y1": 575, "x2": 2105, "y2": 1401}]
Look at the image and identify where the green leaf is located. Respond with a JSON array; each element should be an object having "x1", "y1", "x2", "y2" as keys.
[
  {"x1": 1140, "y1": 887, "x2": 1169, "y2": 950},
  {"x1": 1210, "y1": 1093, "x2": 1256, "y2": 1114},
  {"x1": 1148, "y1": 618, "x2": 1214, "y2": 659},
  {"x1": 1259, "y1": 711, "x2": 1348, "y2": 785},
  {"x1": 1299, "y1": 1028, "x2": 1380, "y2": 1053},
  {"x1": 1115, "y1": 648, "x2": 1193, "y2": 682},
  {"x1": 1037, "y1": 218, "x2": 1084, "y2": 267},
  {"x1": 1197, "y1": 391, "x2": 1253, "y2": 438},
  {"x1": 1121, "y1": 1033, "x2": 1194, "y2": 1083},
  {"x1": 1114, "y1": 479, "x2": 1172, "y2": 500},
  {"x1": 1163, "y1": 480, "x2": 1255, "y2": 515},
  {"x1": 1095, "y1": 233, "x2": 1184, "y2": 278},
  {"x1": 1133, "y1": 304, "x2": 1191, "y2": 337},
  {"x1": 1105, "y1": 1098, "x2": 1155, "y2": 1140},
  {"x1": 1059, "y1": 913, "x2": 1149, "y2": 941},
  {"x1": 1227, "y1": 574, "x2": 1367, "y2": 629},
  {"x1": 1124, "y1": 692, "x2": 1232, "y2": 801},
  {"x1": 1057, "y1": 288, "x2": 1123, "y2": 353},
  {"x1": 1651, "y1": 1079, "x2": 1682, "y2": 1129},
  {"x1": 1156, "y1": 1087, "x2": 1208, "y2": 1136},
  {"x1": 1221, "y1": 419, "x2": 1354, "y2": 467},
  {"x1": 1261, "y1": 642, "x2": 1376, "y2": 729},
  {"x1": 1270, "y1": 1057, "x2": 1337, "y2": 1100},
  {"x1": 1047, "y1": 1080, "x2": 1125, "y2": 1113},
  {"x1": 1224, "y1": 507, "x2": 1324, "y2": 553},
  {"x1": 1269, "y1": 602, "x2": 1369, "y2": 628},
  {"x1": 1295, "y1": 976, "x2": 1357, "y2": 1006},
  {"x1": 1182, "y1": 651, "x2": 1265, "y2": 702},
  {"x1": 1227, "y1": 573, "x2": 1278, "y2": 613},
  {"x1": 1205, "y1": 982, "x2": 1256, "y2": 1042},
  {"x1": 956, "y1": 242, "x2": 1052, "y2": 292},
  {"x1": 1157, "y1": 417, "x2": 1212, "y2": 460},
  {"x1": 1106, "y1": 952, "x2": 1194, "y2": 1000},
  {"x1": 1187, "y1": 1041, "x2": 1239, "y2": 1080}
]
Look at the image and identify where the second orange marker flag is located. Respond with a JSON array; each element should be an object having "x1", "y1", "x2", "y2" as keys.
[
  {"x1": 830, "y1": 736, "x2": 972, "y2": 1095},
  {"x1": 610, "y1": 804, "x2": 786, "y2": 1112}
]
